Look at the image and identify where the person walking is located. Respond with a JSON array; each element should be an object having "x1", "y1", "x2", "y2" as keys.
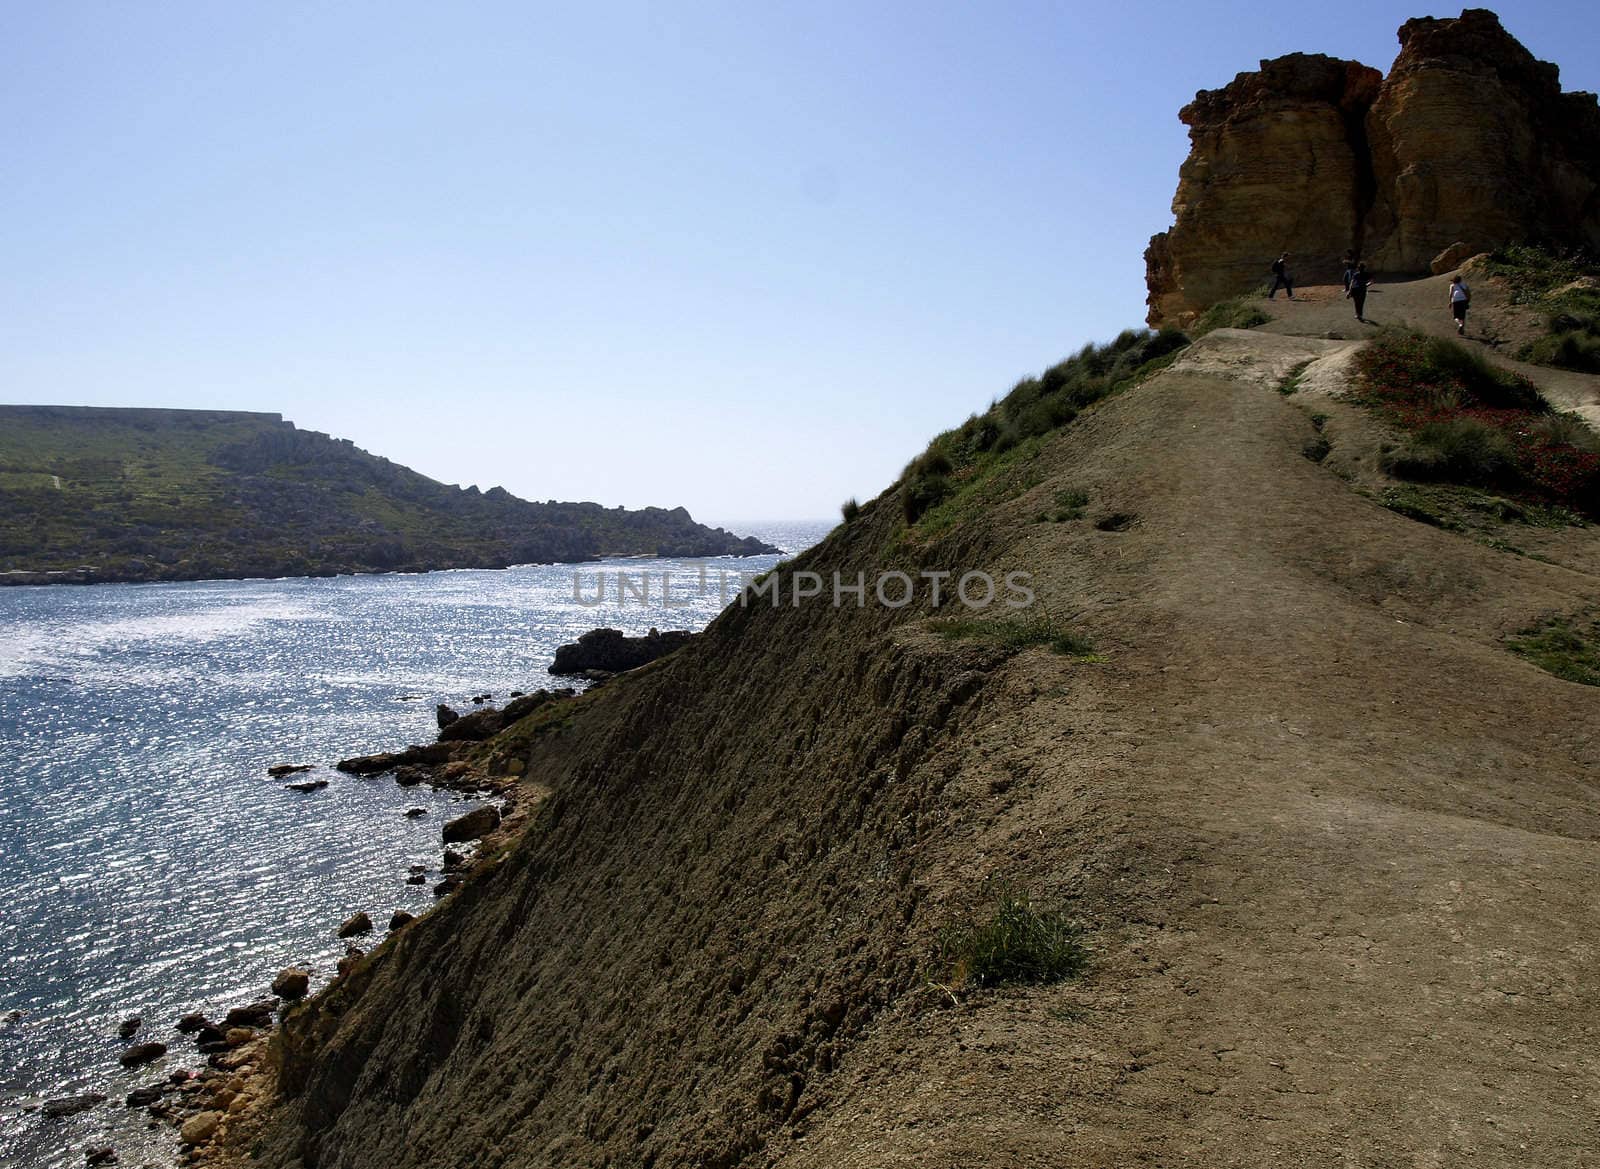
[
  {"x1": 1347, "y1": 262, "x2": 1372, "y2": 322},
  {"x1": 1449, "y1": 274, "x2": 1471, "y2": 335},
  {"x1": 1269, "y1": 253, "x2": 1295, "y2": 300},
  {"x1": 1342, "y1": 250, "x2": 1358, "y2": 292}
]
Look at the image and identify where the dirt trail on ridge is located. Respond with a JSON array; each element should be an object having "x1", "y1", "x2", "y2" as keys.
[{"x1": 244, "y1": 287, "x2": 1600, "y2": 1169}]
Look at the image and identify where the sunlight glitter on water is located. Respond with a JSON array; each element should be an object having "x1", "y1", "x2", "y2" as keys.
[{"x1": 0, "y1": 522, "x2": 827, "y2": 1168}]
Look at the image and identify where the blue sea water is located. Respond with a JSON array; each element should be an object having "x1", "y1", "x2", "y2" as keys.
[{"x1": 0, "y1": 521, "x2": 828, "y2": 1168}]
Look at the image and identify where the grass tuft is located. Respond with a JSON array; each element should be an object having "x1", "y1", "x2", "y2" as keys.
[
  {"x1": 840, "y1": 497, "x2": 861, "y2": 523},
  {"x1": 1506, "y1": 614, "x2": 1600, "y2": 686},
  {"x1": 1191, "y1": 298, "x2": 1271, "y2": 338},
  {"x1": 929, "y1": 613, "x2": 1097, "y2": 657},
  {"x1": 938, "y1": 886, "x2": 1088, "y2": 989},
  {"x1": 898, "y1": 327, "x2": 1189, "y2": 536}
]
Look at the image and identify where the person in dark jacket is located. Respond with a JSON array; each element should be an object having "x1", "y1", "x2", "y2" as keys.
[
  {"x1": 1342, "y1": 250, "x2": 1359, "y2": 292},
  {"x1": 1268, "y1": 253, "x2": 1295, "y2": 300},
  {"x1": 1347, "y1": 262, "x2": 1372, "y2": 322}
]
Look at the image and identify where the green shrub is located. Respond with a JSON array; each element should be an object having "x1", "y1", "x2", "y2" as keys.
[
  {"x1": 1192, "y1": 298, "x2": 1271, "y2": 338},
  {"x1": 1534, "y1": 413, "x2": 1600, "y2": 454},
  {"x1": 903, "y1": 472, "x2": 951, "y2": 523},
  {"x1": 1382, "y1": 418, "x2": 1521, "y2": 486},
  {"x1": 938, "y1": 887, "x2": 1087, "y2": 988},
  {"x1": 840, "y1": 497, "x2": 860, "y2": 523}
]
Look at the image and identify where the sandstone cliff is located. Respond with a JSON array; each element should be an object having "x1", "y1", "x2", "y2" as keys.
[{"x1": 1147, "y1": 8, "x2": 1600, "y2": 324}]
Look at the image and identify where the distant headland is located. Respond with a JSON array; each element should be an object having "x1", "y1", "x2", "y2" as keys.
[{"x1": 0, "y1": 404, "x2": 778, "y2": 585}]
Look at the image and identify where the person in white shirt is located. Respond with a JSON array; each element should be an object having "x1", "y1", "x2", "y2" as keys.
[{"x1": 1449, "y1": 274, "x2": 1471, "y2": 335}]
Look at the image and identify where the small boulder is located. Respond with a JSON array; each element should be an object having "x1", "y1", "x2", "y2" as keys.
[
  {"x1": 285, "y1": 778, "x2": 329, "y2": 793},
  {"x1": 223, "y1": 1000, "x2": 275, "y2": 1028},
  {"x1": 405, "y1": 873, "x2": 426, "y2": 885},
  {"x1": 271, "y1": 968, "x2": 310, "y2": 1000},
  {"x1": 388, "y1": 910, "x2": 416, "y2": 931},
  {"x1": 224, "y1": 1027, "x2": 255, "y2": 1047},
  {"x1": 433, "y1": 877, "x2": 462, "y2": 898},
  {"x1": 337, "y1": 949, "x2": 365, "y2": 978},
  {"x1": 443, "y1": 849, "x2": 464, "y2": 867},
  {"x1": 40, "y1": 1093, "x2": 105, "y2": 1118},
  {"x1": 85, "y1": 1148, "x2": 117, "y2": 1166},
  {"x1": 194, "y1": 1023, "x2": 227, "y2": 1046},
  {"x1": 435, "y1": 704, "x2": 460, "y2": 729},
  {"x1": 266, "y1": 764, "x2": 312, "y2": 777},
  {"x1": 404, "y1": 807, "x2": 427, "y2": 818},
  {"x1": 125, "y1": 1085, "x2": 165, "y2": 1107},
  {"x1": 176, "y1": 1013, "x2": 210, "y2": 1034},
  {"x1": 1430, "y1": 241, "x2": 1482, "y2": 275},
  {"x1": 338, "y1": 912, "x2": 373, "y2": 938},
  {"x1": 442, "y1": 805, "x2": 500, "y2": 843},
  {"x1": 119, "y1": 1042, "x2": 167, "y2": 1068},
  {"x1": 180, "y1": 1110, "x2": 224, "y2": 1146},
  {"x1": 117, "y1": 1016, "x2": 141, "y2": 1040}
]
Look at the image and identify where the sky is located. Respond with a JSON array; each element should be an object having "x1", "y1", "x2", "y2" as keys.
[{"x1": 4, "y1": 3, "x2": 1598, "y2": 526}]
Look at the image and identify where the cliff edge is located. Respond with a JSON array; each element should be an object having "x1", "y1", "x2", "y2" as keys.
[{"x1": 1147, "y1": 8, "x2": 1600, "y2": 324}]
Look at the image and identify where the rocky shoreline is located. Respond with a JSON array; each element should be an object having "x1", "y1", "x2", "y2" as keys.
[{"x1": 19, "y1": 677, "x2": 597, "y2": 1167}]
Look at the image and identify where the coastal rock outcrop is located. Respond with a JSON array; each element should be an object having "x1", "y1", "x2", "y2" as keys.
[
  {"x1": 272, "y1": 969, "x2": 310, "y2": 1000},
  {"x1": 441, "y1": 805, "x2": 500, "y2": 843},
  {"x1": 1147, "y1": 8, "x2": 1600, "y2": 323},
  {"x1": 548, "y1": 627, "x2": 694, "y2": 676}
]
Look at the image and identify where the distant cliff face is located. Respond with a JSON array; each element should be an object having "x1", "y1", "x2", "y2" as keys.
[{"x1": 1147, "y1": 8, "x2": 1600, "y2": 325}]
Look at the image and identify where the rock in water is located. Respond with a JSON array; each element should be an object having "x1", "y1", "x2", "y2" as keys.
[
  {"x1": 117, "y1": 1015, "x2": 141, "y2": 1039},
  {"x1": 85, "y1": 1147, "x2": 117, "y2": 1165},
  {"x1": 176, "y1": 1012, "x2": 210, "y2": 1034},
  {"x1": 267, "y1": 763, "x2": 312, "y2": 777},
  {"x1": 285, "y1": 778, "x2": 329, "y2": 792},
  {"x1": 338, "y1": 911, "x2": 373, "y2": 938},
  {"x1": 435, "y1": 703, "x2": 459, "y2": 729},
  {"x1": 40, "y1": 1093, "x2": 105, "y2": 1118},
  {"x1": 548, "y1": 627, "x2": 694, "y2": 675},
  {"x1": 271, "y1": 968, "x2": 310, "y2": 999},
  {"x1": 389, "y1": 911, "x2": 416, "y2": 931},
  {"x1": 118, "y1": 1041, "x2": 166, "y2": 1067},
  {"x1": 442, "y1": 804, "x2": 500, "y2": 843},
  {"x1": 224, "y1": 1000, "x2": 275, "y2": 1027},
  {"x1": 125, "y1": 1084, "x2": 165, "y2": 1107}
]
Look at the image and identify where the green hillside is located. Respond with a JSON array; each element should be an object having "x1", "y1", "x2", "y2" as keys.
[{"x1": 0, "y1": 405, "x2": 776, "y2": 585}]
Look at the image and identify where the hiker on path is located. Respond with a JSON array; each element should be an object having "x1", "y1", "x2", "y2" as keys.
[
  {"x1": 1347, "y1": 262, "x2": 1372, "y2": 322},
  {"x1": 1342, "y1": 251, "x2": 1358, "y2": 291},
  {"x1": 1449, "y1": 274, "x2": 1471, "y2": 335},
  {"x1": 1269, "y1": 253, "x2": 1295, "y2": 300}
]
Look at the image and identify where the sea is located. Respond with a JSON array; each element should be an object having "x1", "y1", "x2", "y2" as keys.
[{"x1": 0, "y1": 521, "x2": 828, "y2": 1169}]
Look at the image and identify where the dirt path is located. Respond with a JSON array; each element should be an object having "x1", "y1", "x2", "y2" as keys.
[
  {"x1": 1256, "y1": 271, "x2": 1600, "y2": 426},
  {"x1": 242, "y1": 288, "x2": 1600, "y2": 1169},
  {"x1": 774, "y1": 306, "x2": 1600, "y2": 1167}
]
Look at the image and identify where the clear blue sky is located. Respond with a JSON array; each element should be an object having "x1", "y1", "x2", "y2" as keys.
[{"x1": 4, "y1": 3, "x2": 1597, "y2": 524}]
